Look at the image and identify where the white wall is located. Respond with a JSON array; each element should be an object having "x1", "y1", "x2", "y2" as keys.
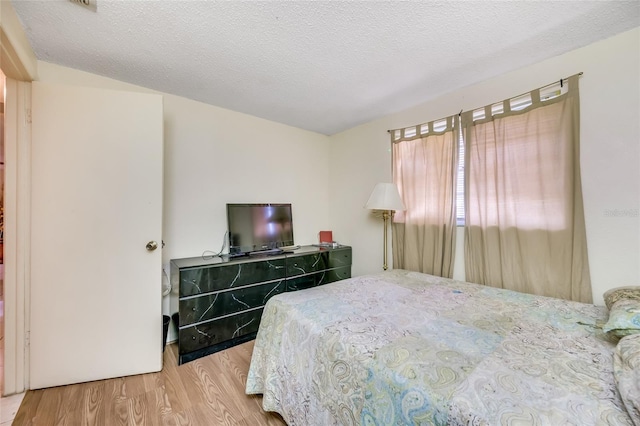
[
  {"x1": 330, "y1": 27, "x2": 640, "y2": 306},
  {"x1": 36, "y1": 62, "x2": 332, "y2": 340}
]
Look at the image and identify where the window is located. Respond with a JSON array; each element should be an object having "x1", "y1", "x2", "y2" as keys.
[
  {"x1": 456, "y1": 126, "x2": 465, "y2": 226},
  {"x1": 455, "y1": 82, "x2": 565, "y2": 227},
  {"x1": 392, "y1": 117, "x2": 457, "y2": 227}
]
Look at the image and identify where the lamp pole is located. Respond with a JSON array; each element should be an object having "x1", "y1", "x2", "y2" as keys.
[{"x1": 382, "y1": 210, "x2": 390, "y2": 270}]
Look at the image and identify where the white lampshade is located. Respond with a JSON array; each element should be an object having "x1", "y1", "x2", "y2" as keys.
[{"x1": 364, "y1": 183, "x2": 405, "y2": 211}]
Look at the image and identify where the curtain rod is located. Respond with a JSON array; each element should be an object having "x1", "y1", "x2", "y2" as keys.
[{"x1": 386, "y1": 72, "x2": 584, "y2": 134}]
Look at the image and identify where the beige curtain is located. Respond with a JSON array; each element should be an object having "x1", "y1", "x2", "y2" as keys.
[
  {"x1": 391, "y1": 116, "x2": 458, "y2": 277},
  {"x1": 462, "y1": 75, "x2": 592, "y2": 303}
]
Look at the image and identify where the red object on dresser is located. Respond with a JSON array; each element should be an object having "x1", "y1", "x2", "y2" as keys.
[{"x1": 319, "y1": 231, "x2": 333, "y2": 243}]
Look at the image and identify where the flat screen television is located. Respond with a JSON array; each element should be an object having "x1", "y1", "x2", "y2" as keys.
[{"x1": 227, "y1": 203, "x2": 294, "y2": 256}]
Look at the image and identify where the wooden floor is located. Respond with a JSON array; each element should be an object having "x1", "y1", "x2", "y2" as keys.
[{"x1": 14, "y1": 341, "x2": 286, "y2": 425}]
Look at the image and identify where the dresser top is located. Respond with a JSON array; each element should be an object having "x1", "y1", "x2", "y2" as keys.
[{"x1": 171, "y1": 244, "x2": 351, "y2": 269}]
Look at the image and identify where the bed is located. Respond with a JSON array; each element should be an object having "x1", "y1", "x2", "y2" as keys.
[{"x1": 246, "y1": 270, "x2": 640, "y2": 425}]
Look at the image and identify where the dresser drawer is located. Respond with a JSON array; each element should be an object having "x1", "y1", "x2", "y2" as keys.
[
  {"x1": 286, "y1": 273, "x2": 320, "y2": 292},
  {"x1": 322, "y1": 266, "x2": 351, "y2": 284},
  {"x1": 327, "y1": 248, "x2": 352, "y2": 269},
  {"x1": 285, "y1": 247, "x2": 352, "y2": 278},
  {"x1": 286, "y1": 252, "x2": 327, "y2": 277},
  {"x1": 179, "y1": 309, "x2": 264, "y2": 355},
  {"x1": 286, "y1": 265, "x2": 351, "y2": 291},
  {"x1": 180, "y1": 258, "x2": 286, "y2": 297},
  {"x1": 180, "y1": 279, "x2": 285, "y2": 326}
]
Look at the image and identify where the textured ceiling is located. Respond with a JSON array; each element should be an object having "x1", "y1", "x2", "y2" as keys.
[{"x1": 10, "y1": 0, "x2": 640, "y2": 135}]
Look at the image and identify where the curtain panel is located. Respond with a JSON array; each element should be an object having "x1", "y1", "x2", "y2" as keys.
[
  {"x1": 391, "y1": 116, "x2": 458, "y2": 278},
  {"x1": 462, "y1": 75, "x2": 592, "y2": 303}
]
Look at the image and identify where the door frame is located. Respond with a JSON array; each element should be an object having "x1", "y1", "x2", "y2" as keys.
[
  {"x1": 2, "y1": 78, "x2": 31, "y2": 395},
  {"x1": 1, "y1": 0, "x2": 37, "y2": 395}
]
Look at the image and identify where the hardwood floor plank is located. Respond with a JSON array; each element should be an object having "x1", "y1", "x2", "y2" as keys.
[
  {"x1": 160, "y1": 408, "x2": 193, "y2": 426},
  {"x1": 142, "y1": 368, "x2": 165, "y2": 393},
  {"x1": 156, "y1": 348, "x2": 193, "y2": 414},
  {"x1": 12, "y1": 388, "x2": 44, "y2": 425},
  {"x1": 106, "y1": 402, "x2": 130, "y2": 426},
  {"x1": 217, "y1": 345, "x2": 250, "y2": 387},
  {"x1": 125, "y1": 394, "x2": 148, "y2": 426},
  {"x1": 191, "y1": 360, "x2": 245, "y2": 421},
  {"x1": 165, "y1": 347, "x2": 206, "y2": 409},
  {"x1": 130, "y1": 385, "x2": 172, "y2": 426},
  {"x1": 32, "y1": 387, "x2": 64, "y2": 424},
  {"x1": 13, "y1": 342, "x2": 286, "y2": 425},
  {"x1": 59, "y1": 382, "x2": 85, "y2": 414},
  {"x1": 50, "y1": 383, "x2": 85, "y2": 425},
  {"x1": 80, "y1": 382, "x2": 105, "y2": 426},
  {"x1": 154, "y1": 386, "x2": 173, "y2": 419},
  {"x1": 120, "y1": 371, "x2": 147, "y2": 399},
  {"x1": 104, "y1": 377, "x2": 128, "y2": 405}
]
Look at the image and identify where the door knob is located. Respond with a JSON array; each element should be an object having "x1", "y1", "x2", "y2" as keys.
[{"x1": 146, "y1": 241, "x2": 158, "y2": 251}]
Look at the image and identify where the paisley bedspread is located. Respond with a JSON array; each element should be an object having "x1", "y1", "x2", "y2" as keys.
[{"x1": 246, "y1": 270, "x2": 634, "y2": 425}]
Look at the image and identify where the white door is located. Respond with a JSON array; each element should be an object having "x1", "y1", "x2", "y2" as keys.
[{"x1": 30, "y1": 82, "x2": 164, "y2": 389}]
